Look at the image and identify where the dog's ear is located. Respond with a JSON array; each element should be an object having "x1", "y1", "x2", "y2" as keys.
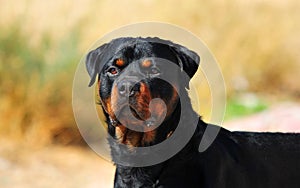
[
  {"x1": 85, "y1": 44, "x2": 108, "y2": 87},
  {"x1": 170, "y1": 45, "x2": 200, "y2": 79}
]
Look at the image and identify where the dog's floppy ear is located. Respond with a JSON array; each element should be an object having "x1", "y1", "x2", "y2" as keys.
[
  {"x1": 170, "y1": 45, "x2": 200, "y2": 79},
  {"x1": 85, "y1": 44, "x2": 108, "y2": 87}
]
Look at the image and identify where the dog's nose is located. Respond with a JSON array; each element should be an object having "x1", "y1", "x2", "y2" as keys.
[{"x1": 117, "y1": 80, "x2": 139, "y2": 97}]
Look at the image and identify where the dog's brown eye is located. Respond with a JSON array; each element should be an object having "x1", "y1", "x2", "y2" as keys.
[{"x1": 107, "y1": 66, "x2": 119, "y2": 76}]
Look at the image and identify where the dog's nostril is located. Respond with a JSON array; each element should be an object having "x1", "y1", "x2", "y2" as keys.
[
  {"x1": 119, "y1": 85, "x2": 126, "y2": 94},
  {"x1": 131, "y1": 83, "x2": 140, "y2": 95},
  {"x1": 118, "y1": 81, "x2": 138, "y2": 96},
  {"x1": 129, "y1": 90, "x2": 135, "y2": 96},
  {"x1": 118, "y1": 83, "x2": 129, "y2": 96}
]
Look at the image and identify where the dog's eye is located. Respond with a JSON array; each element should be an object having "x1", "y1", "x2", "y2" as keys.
[{"x1": 106, "y1": 66, "x2": 119, "y2": 76}]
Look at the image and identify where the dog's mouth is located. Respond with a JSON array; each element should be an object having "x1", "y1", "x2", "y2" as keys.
[
  {"x1": 113, "y1": 101, "x2": 165, "y2": 131},
  {"x1": 117, "y1": 104, "x2": 149, "y2": 122},
  {"x1": 109, "y1": 80, "x2": 167, "y2": 130},
  {"x1": 129, "y1": 106, "x2": 147, "y2": 121},
  {"x1": 110, "y1": 101, "x2": 161, "y2": 147},
  {"x1": 104, "y1": 80, "x2": 177, "y2": 146}
]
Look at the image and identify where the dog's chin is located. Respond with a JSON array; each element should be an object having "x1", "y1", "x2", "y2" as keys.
[{"x1": 111, "y1": 106, "x2": 160, "y2": 147}]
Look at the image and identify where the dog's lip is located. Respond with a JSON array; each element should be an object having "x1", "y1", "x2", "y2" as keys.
[
  {"x1": 113, "y1": 104, "x2": 160, "y2": 130},
  {"x1": 129, "y1": 107, "x2": 146, "y2": 121},
  {"x1": 116, "y1": 104, "x2": 147, "y2": 121}
]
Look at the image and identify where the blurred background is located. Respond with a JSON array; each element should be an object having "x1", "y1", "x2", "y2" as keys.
[{"x1": 1, "y1": 0, "x2": 300, "y2": 187}]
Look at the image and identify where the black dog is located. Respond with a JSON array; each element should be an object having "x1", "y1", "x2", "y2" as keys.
[{"x1": 86, "y1": 37, "x2": 300, "y2": 188}]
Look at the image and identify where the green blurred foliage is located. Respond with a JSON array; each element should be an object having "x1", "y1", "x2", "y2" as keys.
[
  {"x1": 225, "y1": 94, "x2": 268, "y2": 120},
  {"x1": 0, "y1": 21, "x2": 83, "y2": 145}
]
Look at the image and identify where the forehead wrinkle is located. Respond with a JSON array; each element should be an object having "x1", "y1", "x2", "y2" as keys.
[{"x1": 113, "y1": 40, "x2": 154, "y2": 61}]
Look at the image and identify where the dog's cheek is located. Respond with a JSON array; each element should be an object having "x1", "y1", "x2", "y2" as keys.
[
  {"x1": 110, "y1": 85, "x2": 120, "y2": 116},
  {"x1": 166, "y1": 87, "x2": 179, "y2": 117},
  {"x1": 136, "y1": 82, "x2": 152, "y2": 118},
  {"x1": 115, "y1": 125, "x2": 127, "y2": 142},
  {"x1": 97, "y1": 77, "x2": 116, "y2": 116},
  {"x1": 102, "y1": 98, "x2": 115, "y2": 119},
  {"x1": 126, "y1": 131, "x2": 143, "y2": 147},
  {"x1": 142, "y1": 130, "x2": 156, "y2": 145}
]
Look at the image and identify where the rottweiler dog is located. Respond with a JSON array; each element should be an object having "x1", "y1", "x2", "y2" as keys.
[{"x1": 86, "y1": 37, "x2": 300, "y2": 188}]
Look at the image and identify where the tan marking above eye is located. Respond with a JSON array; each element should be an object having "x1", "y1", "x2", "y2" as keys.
[
  {"x1": 116, "y1": 59, "x2": 125, "y2": 66},
  {"x1": 141, "y1": 59, "x2": 152, "y2": 68},
  {"x1": 140, "y1": 82, "x2": 146, "y2": 92}
]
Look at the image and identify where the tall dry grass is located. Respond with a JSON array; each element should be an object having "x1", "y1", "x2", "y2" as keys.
[
  {"x1": 0, "y1": 23, "x2": 82, "y2": 145},
  {"x1": 0, "y1": 0, "x2": 299, "y2": 145}
]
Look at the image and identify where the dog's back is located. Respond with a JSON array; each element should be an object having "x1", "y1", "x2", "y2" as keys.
[
  {"x1": 229, "y1": 131, "x2": 300, "y2": 187},
  {"x1": 164, "y1": 127, "x2": 300, "y2": 188}
]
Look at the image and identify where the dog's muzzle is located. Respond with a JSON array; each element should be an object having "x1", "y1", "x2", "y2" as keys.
[{"x1": 117, "y1": 77, "x2": 140, "y2": 97}]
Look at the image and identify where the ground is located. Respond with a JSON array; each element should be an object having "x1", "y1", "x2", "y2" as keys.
[
  {"x1": 1, "y1": 103, "x2": 299, "y2": 188},
  {"x1": 0, "y1": 143, "x2": 115, "y2": 188}
]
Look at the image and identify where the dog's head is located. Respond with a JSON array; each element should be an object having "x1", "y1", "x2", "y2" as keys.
[{"x1": 86, "y1": 37, "x2": 200, "y2": 147}]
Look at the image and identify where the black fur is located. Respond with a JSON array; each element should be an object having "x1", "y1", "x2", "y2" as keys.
[{"x1": 86, "y1": 37, "x2": 300, "y2": 188}]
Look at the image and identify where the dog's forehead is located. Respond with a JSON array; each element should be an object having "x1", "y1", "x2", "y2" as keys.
[
  {"x1": 114, "y1": 40, "x2": 153, "y2": 60},
  {"x1": 110, "y1": 38, "x2": 176, "y2": 62}
]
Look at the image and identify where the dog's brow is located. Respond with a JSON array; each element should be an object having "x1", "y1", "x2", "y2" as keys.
[
  {"x1": 141, "y1": 59, "x2": 152, "y2": 68},
  {"x1": 115, "y1": 59, "x2": 125, "y2": 67}
]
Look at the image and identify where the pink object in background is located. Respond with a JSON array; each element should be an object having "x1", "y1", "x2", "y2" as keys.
[{"x1": 225, "y1": 103, "x2": 300, "y2": 133}]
